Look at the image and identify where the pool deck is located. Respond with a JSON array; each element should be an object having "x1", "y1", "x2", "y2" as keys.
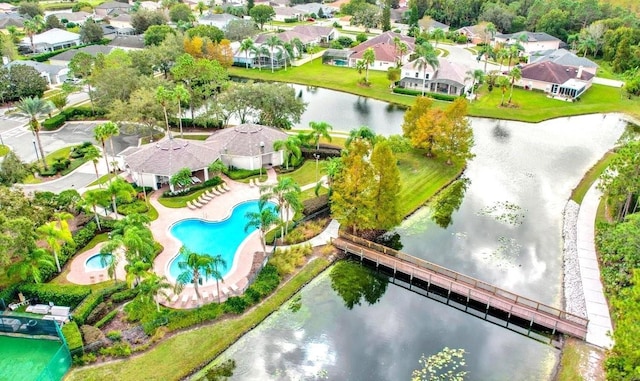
[{"x1": 66, "y1": 242, "x2": 127, "y2": 285}]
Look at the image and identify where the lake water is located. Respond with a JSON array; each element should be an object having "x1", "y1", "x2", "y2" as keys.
[{"x1": 214, "y1": 86, "x2": 626, "y2": 380}]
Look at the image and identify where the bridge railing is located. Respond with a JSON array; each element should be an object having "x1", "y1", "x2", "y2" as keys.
[{"x1": 338, "y1": 232, "x2": 588, "y2": 327}]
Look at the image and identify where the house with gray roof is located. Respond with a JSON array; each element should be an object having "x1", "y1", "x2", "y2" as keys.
[
  {"x1": 108, "y1": 35, "x2": 145, "y2": 50},
  {"x1": 94, "y1": 1, "x2": 133, "y2": 18},
  {"x1": 0, "y1": 12, "x2": 25, "y2": 29},
  {"x1": 494, "y1": 31, "x2": 562, "y2": 53},
  {"x1": 347, "y1": 31, "x2": 415, "y2": 71},
  {"x1": 198, "y1": 13, "x2": 240, "y2": 29},
  {"x1": 273, "y1": 7, "x2": 303, "y2": 22},
  {"x1": 5, "y1": 60, "x2": 69, "y2": 84},
  {"x1": 20, "y1": 28, "x2": 81, "y2": 53},
  {"x1": 517, "y1": 61, "x2": 594, "y2": 100},
  {"x1": 0, "y1": 3, "x2": 17, "y2": 13},
  {"x1": 54, "y1": 11, "x2": 92, "y2": 24},
  {"x1": 121, "y1": 124, "x2": 287, "y2": 190},
  {"x1": 49, "y1": 45, "x2": 113, "y2": 66},
  {"x1": 292, "y1": 3, "x2": 337, "y2": 17},
  {"x1": 418, "y1": 16, "x2": 449, "y2": 33},
  {"x1": 399, "y1": 59, "x2": 469, "y2": 96},
  {"x1": 528, "y1": 49, "x2": 598, "y2": 74}
]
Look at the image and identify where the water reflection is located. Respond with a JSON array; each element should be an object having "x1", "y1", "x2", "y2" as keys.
[{"x1": 329, "y1": 261, "x2": 389, "y2": 309}]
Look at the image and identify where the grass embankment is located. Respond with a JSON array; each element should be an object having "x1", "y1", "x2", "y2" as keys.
[
  {"x1": 280, "y1": 160, "x2": 327, "y2": 186},
  {"x1": 556, "y1": 338, "x2": 606, "y2": 381},
  {"x1": 156, "y1": 188, "x2": 209, "y2": 208},
  {"x1": 570, "y1": 151, "x2": 616, "y2": 204},
  {"x1": 65, "y1": 258, "x2": 331, "y2": 381},
  {"x1": 230, "y1": 58, "x2": 640, "y2": 122},
  {"x1": 87, "y1": 173, "x2": 117, "y2": 187}
]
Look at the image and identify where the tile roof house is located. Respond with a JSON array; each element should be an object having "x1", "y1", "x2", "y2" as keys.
[
  {"x1": 517, "y1": 61, "x2": 594, "y2": 100},
  {"x1": 94, "y1": 1, "x2": 133, "y2": 17},
  {"x1": 399, "y1": 59, "x2": 469, "y2": 96},
  {"x1": 49, "y1": 45, "x2": 113, "y2": 66},
  {"x1": 455, "y1": 23, "x2": 491, "y2": 44},
  {"x1": 290, "y1": 25, "x2": 335, "y2": 43},
  {"x1": 0, "y1": 3, "x2": 17, "y2": 13},
  {"x1": 273, "y1": 7, "x2": 303, "y2": 22},
  {"x1": 54, "y1": 11, "x2": 92, "y2": 24},
  {"x1": 528, "y1": 49, "x2": 598, "y2": 74},
  {"x1": 198, "y1": 13, "x2": 240, "y2": 29},
  {"x1": 6, "y1": 60, "x2": 69, "y2": 85},
  {"x1": 292, "y1": 3, "x2": 337, "y2": 17},
  {"x1": 121, "y1": 124, "x2": 287, "y2": 190},
  {"x1": 20, "y1": 28, "x2": 81, "y2": 53},
  {"x1": 494, "y1": 31, "x2": 562, "y2": 53},
  {"x1": 0, "y1": 12, "x2": 25, "y2": 29},
  {"x1": 108, "y1": 35, "x2": 145, "y2": 50},
  {"x1": 108, "y1": 13, "x2": 133, "y2": 30},
  {"x1": 348, "y1": 31, "x2": 415, "y2": 71}
]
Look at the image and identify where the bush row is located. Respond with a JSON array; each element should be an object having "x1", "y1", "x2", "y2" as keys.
[
  {"x1": 18, "y1": 283, "x2": 91, "y2": 309},
  {"x1": 161, "y1": 177, "x2": 223, "y2": 198},
  {"x1": 42, "y1": 114, "x2": 66, "y2": 130},
  {"x1": 111, "y1": 287, "x2": 140, "y2": 304},
  {"x1": 224, "y1": 168, "x2": 262, "y2": 180},
  {"x1": 0, "y1": 284, "x2": 19, "y2": 306},
  {"x1": 392, "y1": 87, "x2": 460, "y2": 101},
  {"x1": 62, "y1": 321, "x2": 84, "y2": 354},
  {"x1": 168, "y1": 117, "x2": 223, "y2": 130},
  {"x1": 95, "y1": 310, "x2": 118, "y2": 329},
  {"x1": 300, "y1": 146, "x2": 342, "y2": 159},
  {"x1": 42, "y1": 106, "x2": 109, "y2": 131},
  {"x1": 269, "y1": 244, "x2": 313, "y2": 276},
  {"x1": 74, "y1": 282, "x2": 127, "y2": 325}
]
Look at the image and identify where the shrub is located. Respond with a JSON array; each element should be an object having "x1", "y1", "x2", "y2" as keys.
[
  {"x1": 392, "y1": 87, "x2": 459, "y2": 101},
  {"x1": 99, "y1": 342, "x2": 131, "y2": 357},
  {"x1": 224, "y1": 168, "x2": 262, "y2": 180},
  {"x1": 284, "y1": 17, "x2": 298, "y2": 23},
  {"x1": 86, "y1": 301, "x2": 110, "y2": 325},
  {"x1": 38, "y1": 168, "x2": 58, "y2": 177},
  {"x1": 70, "y1": 142, "x2": 93, "y2": 158},
  {"x1": 42, "y1": 114, "x2": 66, "y2": 130},
  {"x1": 269, "y1": 244, "x2": 312, "y2": 276},
  {"x1": 72, "y1": 352, "x2": 97, "y2": 366},
  {"x1": 61, "y1": 106, "x2": 108, "y2": 120},
  {"x1": 244, "y1": 264, "x2": 280, "y2": 300},
  {"x1": 52, "y1": 158, "x2": 71, "y2": 173},
  {"x1": 19, "y1": 283, "x2": 91, "y2": 309},
  {"x1": 72, "y1": 291, "x2": 103, "y2": 326},
  {"x1": 165, "y1": 302, "x2": 223, "y2": 332},
  {"x1": 302, "y1": 195, "x2": 329, "y2": 215},
  {"x1": 223, "y1": 296, "x2": 249, "y2": 314},
  {"x1": 0, "y1": 284, "x2": 19, "y2": 304},
  {"x1": 95, "y1": 310, "x2": 118, "y2": 328},
  {"x1": 62, "y1": 321, "x2": 83, "y2": 354},
  {"x1": 161, "y1": 176, "x2": 222, "y2": 197},
  {"x1": 106, "y1": 330, "x2": 122, "y2": 341},
  {"x1": 80, "y1": 325, "x2": 106, "y2": 348},
  {"x1": 73, "y1": 221, "x2": 98, "y2": 248},
  {"x1": 111, "y1": 288, "x2": 140, "y2": 303},
  {"x1": 356, "y1": 32, "x2": 367, "y2": 43},
  {"x1": 168, "y1": 117, "x2": 223, "y2": 130},
  {"x1": 118, "y1": 199, "x2": 149, "y2": 215}
]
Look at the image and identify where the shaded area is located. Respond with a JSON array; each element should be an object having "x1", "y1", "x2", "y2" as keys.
[{"x1": 329, "y1": 260, "x2": 389, "y2": 310}]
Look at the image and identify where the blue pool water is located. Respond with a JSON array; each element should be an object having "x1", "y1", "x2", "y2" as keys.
[
  {"x1": 85, "y1": 253, "x2": 113, "y2": 271},
  {"x1": 168, "y1": 200, "x2": 276, "y2": 284}
]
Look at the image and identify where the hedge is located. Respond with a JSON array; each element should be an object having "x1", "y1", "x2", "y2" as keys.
[
  {"x1": 73, "y1": 282, "x2": 127, "y2": 325},
  {"x1": 18, "y1": 283, "x2": 91, "y2": 309},
  {"x1": 392, "y1": 87, "x2": 459, "y2": 101},
  {"x1": 224, "y1": 168, "x2": 262, "y2": 180},
  {"x1": 111, "y1": 288, "x2": 140, "y2": 304},
  {"x1": 95, "y1": 310, "x2": 118, "y2": 329},
  {"x1": 61, "y1": 106, "x2": 108, "y2": 120},
  {"x1": 42, "y1": 114, "x2": 66, "y2": 130},
  {"x1": 62, "y1": 321, "x2": 84, "y2": 354},
  {"x1": 0, "y1": 284, "x2": 19, "y2": 306},
  {"x1": 168, "y1": 117, "x2": 223, "y2": 130}
]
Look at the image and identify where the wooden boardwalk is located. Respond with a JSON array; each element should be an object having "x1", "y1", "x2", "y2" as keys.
[{"x1": 333, "y1": 233, "x2": 589, "y2": 340}]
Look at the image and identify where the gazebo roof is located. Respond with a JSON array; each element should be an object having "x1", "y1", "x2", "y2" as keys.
[
  {"x1": 204, "y1": 124, "x2": 288, "y2": 157},
  {"x1": 122, "y1": 137, "x2": 219, "y2": 176}
]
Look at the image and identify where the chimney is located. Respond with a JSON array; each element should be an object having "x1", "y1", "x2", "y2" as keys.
[{"x1": 577, "y1": 65, "x2": 583, "y2": 79}]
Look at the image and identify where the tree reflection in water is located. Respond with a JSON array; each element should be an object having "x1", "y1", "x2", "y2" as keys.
[{"x1": 329, "y1": 261, "x2": 388, "y2": 310}]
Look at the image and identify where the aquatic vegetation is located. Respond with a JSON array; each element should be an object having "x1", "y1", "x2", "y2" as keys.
[
  {"x1": 477, "y1": 201, "x2": 526, "y2": 226},
  {"x1": 482, "y1": 236, "x2": 522, "y2": 268}
]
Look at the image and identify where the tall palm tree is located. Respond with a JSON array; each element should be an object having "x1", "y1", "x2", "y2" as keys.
[
  {"x1": 83, "y1": 145, "x2": 102, "y2": 182},
  {"x1": 309, "y1": 121, "x2": 333, "y2": 151},
  {"x1": 117, "y1": 225, "x2": 155, "y2": 263},
  {"x1": 15, "y1": 96, "x2": 53, "y2": 170},
  {"x1": 265, "y1": 35, "x2": 283, "y2": 73},
  {"x1": 273, "y1": 135, "x2": 302, "y2": 170},
  {"x1": 36, "y1": 221, "x2": 72, "y2": 273},
  {"x1": 23, "y1": 15, "x2": 44, "y2": 53},
  {"x1": 245, "y1": 202, "x2": 280, "y2": 254},
  {"x1": 465, "y1": 69, "x2": 484, "y2": 97},
  {"x1": 82, "y1": 189, "x2": 109, "y2": 230},
  {"x1": 345, "y1": 126, "x2": 377, "y2": 147},
  {"x1": 105, "y1": 178, "x2": 136, "y2": 219},
  {"x1": 94, "y1": 123, "x2": 112, "y2": 179},
  {"x1": 138, "y1": 273, "x2": 172, "y2": 312},
  {"x1": 175, "y1": 246, "x2": 216, "y2": 301},
  {"x1": 125, "y1": 260, "x2": 151, "y2": 288},
  {"x1": 483, "y1": 22, "x2": 496, "y2": 45},
  {"x1": 507, "y1": 43, "x2": 523, "y2": 68},
  {"x1": 208, "y1": 254, "x2": 227, "y2": 303},
  {"x1": 496, "y1": 76, "x2": 510, "y2": 106},
  {"x1": 414, "y1": 42, "x2": 439, "y2": 96},
  {"x1": 208, "y1": 159, "x2": 227, "y2": 177},
  {"x1": 102, "y1": 122, "x2": 120, "y2": 163},
  {"x1": 324, "y1": 156, "x2": 343, "y2": 195},
  {"x1": 7, "y1": 248, "x2": 55, "y2": 284},
  {"x1": 100, "y1": 240, "x2": 120, "y2": 281},
  {"x1": 362, "y1": 47, "x2": 376, "y2": 84},
  {"x1": 239, "y1": 38, "x2": 255, "y2": 69},
  {"x1": 174, "y1": 84, "x2": 190, "y2": 138},
  {"x1": 260, "y1": 176, "x2": 302, "y2": 235},
  {"x1": 508, "y1": 67, "x2": 521, "y2": 104},
  {"x1": 156, "y1": 85, "x2": 173, "y2": 133},
  {"x1": 477, "y1": 44, "x2": 495, "y2": 74},
  {"x1": 432, "y1": 28, "x2": 445, "y2": 47},
  {"x1": 291, "y1": 37, "x2": 304, "y2": 59}
]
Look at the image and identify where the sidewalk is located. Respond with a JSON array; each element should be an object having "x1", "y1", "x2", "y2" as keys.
[{"x1": 577, "y1": 184, "x2": 614, "y2": 349}]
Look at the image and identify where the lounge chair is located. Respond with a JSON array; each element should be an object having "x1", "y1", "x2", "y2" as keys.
[
  {"x1": 221, "y1": 183, "x2": 231, "y2": 192},
  {"x1": 191, "y1": 176, "x2": 201, "y2": 183},
  {"x1": 249, "y1": 179, "x2": 255, "y2": 188},
  {"x1": 211, "y1": 188, "x2": 222, "y2": 196},
  {"x1": 191, "y1": 294, "x2": 198, "y2": 305},
  {"x1": 205, "y1": 190, "x2": 215, "y2": 198},
  {"x1": 187, "y1": 201, "x2": 197, "y2": 210},
  {"x1": 202, "y1": 291, "x2": 209, "y2": 301},
  {"x1": 200, "y1": 194, "x2": 212, "y2": 201},
  {"x1": 170, "y1": 294, "x2": 179, "y2": 304},
  {"x1": 216, "y1": 185, "x2": 227, "y2": 193},
  {"x1": 221, "y1": 287, "x2": 230, "y2": 297},
  {"x1": 192, "y1": 200, "x2": 204, "y2": 208},
  {"x1": 230, "y1": 284, "x2": 239, "y2": 294},
  {"x1": 181, "y1": 294, "x2": 189, "y2": 306}
]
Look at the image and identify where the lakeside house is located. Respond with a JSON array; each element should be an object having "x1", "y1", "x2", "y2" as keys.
[
  {"x1": 528, "y1": 49, "x2": 598, "y2": 75},
  {"x1": 494, "y1": 31, "x2": 562, "y2": 54},
  {"x1": 517, "y1": 61, "x2": 594, "y2": 100},
  {"x1": 49, "y1": 45, "x2": 113, "y2": 66},
  {"x1": 399, "y1": 59, "x2": 469, "y2": 96},
  {"x1": 347, "y1": 31, "x2": 415, "y2": 71},
  {"x1": 197, "y1": 13, "x2": 240, "y2": 29}
]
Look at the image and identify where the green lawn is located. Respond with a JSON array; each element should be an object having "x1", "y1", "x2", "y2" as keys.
[
  {"x1": 66, "y1": 258, "x2": 331, "y2": 381},
  {"x1": 0, "y1": 145, "x2": 9, "y2": 157},
  {"x1": 279, "y1": 160, "x2": 327, "y2": 187},
  {"x1": 570, "y1": 151, "x2": 616, "y2": 204},
  {"x1": 181, "y1": 134, "x2": 210, "y2": 141},
  {"x1": 87, "y1": 173, "x2": 116, "y2": 187},
  {"x1": 157, "y1": 188, "x2": 209, "y2": 208}
]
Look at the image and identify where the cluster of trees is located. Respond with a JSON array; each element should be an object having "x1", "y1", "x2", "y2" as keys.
[
  {"x1": 402, "y1": 97, "x2": 474, "y2": 165},
  {"x1": 0, "y1": 64, "x2": 48, "y2": 103}
]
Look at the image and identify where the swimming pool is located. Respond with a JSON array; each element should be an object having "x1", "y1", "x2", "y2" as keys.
[
  {"x1": 167, "y1": 200, "x2": 276, "y2": 284},
  {"x1": 85, "y1": 253, "x2": 113, "y2": 271}
]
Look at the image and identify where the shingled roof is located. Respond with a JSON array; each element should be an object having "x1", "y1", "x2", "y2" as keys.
[
  {"x1": 350, "y1": 42, "x2": 398, "y2": 62},
  {"x1": 521, "y1": 61, "x2": 594, "y2": 84},
  {"x1": 123, "y1": 138, "x2": 219, "y2": 176},
  {"x1": 204, "y1": 124, "x2": 288, "y2": 157},
  {"x1": 353, "y1": 31, "x2": 415, "y2": 53},
  {"x1": 528, "y1": 49, "x2": 598, "y2": 69}
]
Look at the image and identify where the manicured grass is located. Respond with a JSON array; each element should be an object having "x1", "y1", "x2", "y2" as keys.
[
  {"x1": 66, "y1": 258, "x2": 331, "y2": 381},
  {"x1": 181, "y1": 134, "x2": 210, "y2": 141},
  {"x1": 300, "y1": 185, "x2": 328, "y2": 201},
  {"x1": 591, "y1": 58, "x2": 623, "y2": 80},
  {"x1": 270, "y1": 20, "x2": 314, "y2": 27},
  {"x1": 279, "y1": 160, "x2": 327, "y2": 187},
  {"x1": 570, "y1": 151, "x2": 616, "y2": 204},
  {"x1": 556, "y1": 339, "x2": 586, "y2": 381},
  {"x1": 0, "y1": 145, "x2": 9, "y2": 157},
  {"x1": 468, "y1": 84, "x2": 640, "y2": 122},
  {"x1": 87, "y1": 173, "x2": 116, "y2": 187},
  {"x1": 145, "y1": 203, "x2": 159, "y2": 221},
  {"x1": 396, "y1": 150, "x2": 464, "y2": 217},
  {"x1": 157, "y1": 188, "x2": 209, "y2": 208}
]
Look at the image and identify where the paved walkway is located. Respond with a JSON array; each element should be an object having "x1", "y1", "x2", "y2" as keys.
[{"x1": 577, "y1": 183, "x2": 614, "y2": 349}]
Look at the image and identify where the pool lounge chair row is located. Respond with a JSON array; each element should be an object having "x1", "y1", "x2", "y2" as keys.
[{"x1": 186, "y1": 184, "x2": 231, "y2": 210}]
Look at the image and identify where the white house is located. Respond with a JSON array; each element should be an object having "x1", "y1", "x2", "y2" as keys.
[
  {"x1": 49, "y1": 45, "x2": 113, "y2": 66},
  {"x1": 20, "y1": 28, "x2": 81, "y2": 53},
  {"x1": 399, "y1": 59, "x2": 469, "y2": 96},
  {"x1": 198, "y1": 13, "x2": 240, "y2": 29},
  {"x1": 493, "y1": 31, "x2": 562, "y2": 54},
  {"x1": 273, "y1": 7, "x2": 303, "y2": 22},
  {"x1": 6, "y1": 60, "x2": 69, "y2": 85}
]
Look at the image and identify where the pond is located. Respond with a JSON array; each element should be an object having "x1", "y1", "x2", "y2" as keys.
[{"x1": 213, "y1": 86, "x2": 626, "y2": 380}]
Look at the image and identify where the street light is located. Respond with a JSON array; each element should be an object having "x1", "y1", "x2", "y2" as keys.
[
  {"x1": 32, "y1": 140, "x2": 39, "y2": 162},
  {"x1": 314, "y1": 153, "x2": 320, "y2": 183},
  {"x1": 259, "y1": 141, "x2": 265, "y2": 177}
]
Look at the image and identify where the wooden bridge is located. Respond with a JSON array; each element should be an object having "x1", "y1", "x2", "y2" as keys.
[{"x1": 333, "y1": 233, "x2": 589, "y2": 340}]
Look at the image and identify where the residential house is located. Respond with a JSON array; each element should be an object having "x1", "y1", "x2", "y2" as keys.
[
  {"x1": 269, "y1": 0, "x2": 290, "y2": 7},
  {"x1": 455, "y1": 23, "x2": 491, "y2": 44},
  {"x1": 0, "y1": 3, "x2": 17, "y2": 13},
  {"x1": 399, "y1": 59, "x2": 469, "y2": 96},
  {"x1": 0, "y1": 12, "x2": 25, "y2": 29},
  {"x1": 20, "y1": 28, "x2": 81, "y2": 53},
  {"x1": 528, "y1": 48, "x2": 598, "y2": 75},
  {"x1": 517, "y1": 61, "x2": 594, "y2": 100},
  {"x1": 139, "y1": 1, "x2": 162, "y2": 11},
  {"x1": 49, "y1": 45, "x2": 113, "y2": 66},
  {"x1": 108, "y1": 35, "x2": 145, "y2": 50},
  {"x1": 54, "y1": 11, "x2": 92, "y2": 25},
  {"x1": 198, "y1": 13, "x2": 240, "y2": 29},
  {"x1": 273, "y1": 7, "x2": 303, "y2": 22},
  {"x1": 94, "y1": 1, "x2": 133, "y2": 18},
  {"x1": 292, "y1": 3, "x2": 337, "y2": 18},
  {"x1": 348, "y1": 31, "x2": 415, "y2": 70},
  {"x1": 109, "y1": 13, "x2": 133, "y2": 30},
  {"x1": 290, "y1": 25, "x2": 335, "y2": 43},
  {"x1": 6, "y1": 60, "x2": 69, "y2": 85},
  {"x1": 418, "y1": 16, "x2": 449, "y2": 33},
  {"x1": 390, "y1": 7, "x2": 408, "y2": 23},
  {"x1": 494, "y1": 31, "x2": 562, "y2": 54}
]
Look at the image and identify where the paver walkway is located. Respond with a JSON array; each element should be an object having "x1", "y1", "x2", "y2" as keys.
[{"x1": 577, "y1": 183, "x2": 614, "y2": 349}]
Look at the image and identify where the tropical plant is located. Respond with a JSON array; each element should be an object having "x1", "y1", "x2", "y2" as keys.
[
  {"x1": 105, "y1": 178, "x2": 136, "y2": 219},
  {"x1": 245, "y1": 201, "x2": 280, "y2": 254},
  {"x1": 82, "y1": 189, "x2": 109, "y2": 230},
  {"x1": 260, "y1": 177, "x2": 302, "y2": 235},
  {"x1": 175, "y1": 246, "x2": 217, "y2": 301},
  {"x1": 345, "y1": 126, "x2": 377, "y2": 147},
  {"x1": 125, "y1": 260, "x2": 152, "y2": 288},
  {"x1": 362, "y1": 47, "x2": 376, "y2": 84},
  {"x1": 239, "y1": 38, "x2": 255, "y2": 69},
  {"x1": 170, "y1": 167, "x2": 192, "y2": 190},
  {"x1": 208, "y1": 254, "x2": 226, "y2": 303},
  {"x1": 477, "y1": 44, "x2": 495, "y2": 74},
  {"x1": 83, "y1": 145, "x2": 102, "y2": 182},
  {"x1": 100, "y1": 240, "x2": 120, "y2": 281},
  {"x1": 15, "y1": 96, "x2": 53, "y2": 170},
  {"x1": 265, "y1": 35, "x2": 283, "y2": 73},
  {"x1": 309, "y1": 121, "x2": 333, "y2": 151},
  {"x1": 23, "y1": 15, "x2": 45, "y2": 53},
  {"x1": 496, "y1": 76, "x2": 510, "y2": 106},
  {"x1": 155, "y1": 85, "x2": 173, "y2": 132},
  {"x1": 94, "y1": 122, "x2": 114, "y2": 179},
  {"x1": 273, "y1": 135, "x2": 302, "y2": 170},
  {"x1": 7, "y1": 248, "x2": 55, "y2": 284},
  {"x1": 507, "y1": 67, "x2": 521, "y2": 104},
  {"x1": 465, "y1": 69, "x2": 484, "y2": 97},
  {"x1": 431, "y1": 28, "x2": 445, "y2": 47},
  {"x1": 173, "y1": 84, "x2": 190, "y2": 138},
  {"x1": 138, "y1": 273, "x2": 173, "y2": 312},
  {"x1": 208, "y1": 159, "x2": 227, "y2": 177},
  {"x1": 414, "y1": 42, "x2": 439, "y2": 96},
  {"x1": 36, "y1": 215, "x2": 73, "y2": 273}
]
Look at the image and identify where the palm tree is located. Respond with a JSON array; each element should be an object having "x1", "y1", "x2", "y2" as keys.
[
  {"x1": 309, "y1": 121, "x2": 333, "y2": 151},
  {"x1": 432, "y1": 28, "x2": 445, "y2": 47},
  {"x1": 100, "y1": 240, "x2": 120, "y2": 281},
  {"x1": 196, "y1": 1, "x2": 206, "y2": 15},
  {"x1": 477, "y1": 44, "x2": 495, "y2": 74},
  {"x1": 496, "y1": 47, "x2": 508, "y2": 71},
  {"x1": 102, "y1": 121, "x2": 120, "y2": 163},
  {"x1": 496, "y1": 76, "x2": 510, "y2": 106},
  {"x1": 125, "y1": 260, "x2": 151, "y2": 288},
  {"x1": 156, "y1": 85, "x2": 173, "y2": 133},
  {"x1": 105, "y1": 178, "x2": 136, "y2": 219},
  {"x1": 138, "y1": 274, "x2": 173, "y2": 312},
  {"x1": 507, "y1": 43, "x2": 523, "y2": 68},
  {"x1": 174, "y1": 84, "x2": 190, "y2": 138},
  {"x1": 273, "y1": 135, "x2": 302, "y2": 170},
  {"x1": 117, "y1": 225, "x2": 155, "y2": 263},
  {"x1": 82, "y1": 189, "x2": 109, "y2": 230},
  {"x1": 324, "y1": 156, "x2": 343, "y2": 195},
  {"x1": 7, "y1": 248, "x2": 55, "y2": 284},
  {"x1": 83, "y1": 145, "x2": 102, "y2": 182},
  {"x1": 260, "y1": 176, "x2": 302, "y2": 235},
  {"x1": 345, "y1": 126, "x2": 377, "y2": 147},
  {"x1": 508, "y1": 67, "x2": 521, "y2": 104},
  {"x1": 36, "y1": 216, "x2": 73, "y2": 273},
  {"x1": 15, "y1": 96, "x2": 53, "y2": 170},
  {"x1": 23, "y1": 15, "x2": 44, "y2": 53},
  {"x1": 175, "y1": 246, "x2": 216, "y2": 301},
  {"x1": 208, "y1": 254, "x2": 227, "y2": 303},
  {"x1": 465, "y1": 69, "x2": 485, "y2": 97},
  {"x1": 362, "y1": 47, "x2": 376, "y2": 84},
  {"x1": 94, "y1": 123, "x2": 112, "y2": 179},
  {"x1": 355, "y1": 59, "x2": 366, "y2": 79},
  {"x1": 265, "y1": 35, "x2": 283, "y2": 73},
  {"x1": 414, "y1": 42, "x2": 439, "y2": 96},
  {"x1": 483, "y1": 22, "x2": 496, "y2": 45},
  {"x1": 578, "y1": 36, "x2": 596, "y2": 58},
  {"x1": 245, "y1": 202, "x2": 280, "y2": 254},
  {"x1": 239, "y1": 38, "x2": 255, "y2": 69},
  {"x1": 291, "y1": 37, "x2": 304, "y2": 59},
  {"x1": 208, "y1": 159, "x2": 227, "y2": 177}
]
